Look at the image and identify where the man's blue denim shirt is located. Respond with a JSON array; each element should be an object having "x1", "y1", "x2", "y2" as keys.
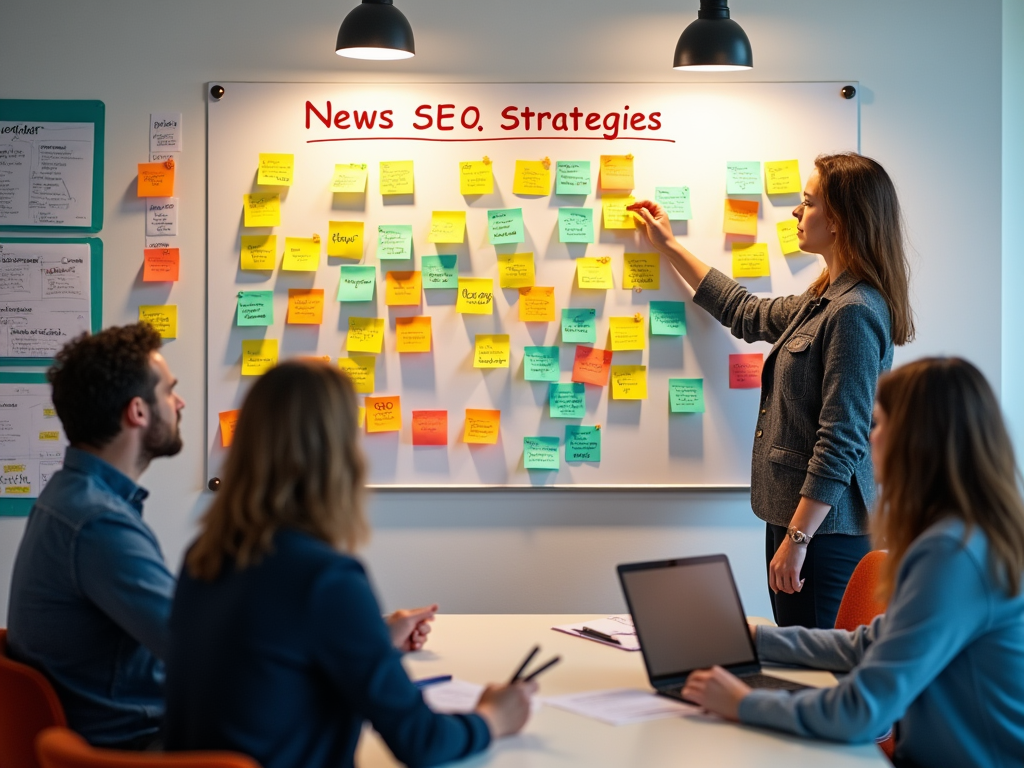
[{"x1": 7, "y1": 446, "x2": 175, "y2": 746}]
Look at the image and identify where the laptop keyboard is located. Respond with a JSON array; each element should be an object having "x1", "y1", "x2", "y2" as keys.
[{"x1": 739, "y1": 673, "x2": 809, "y2": 691}]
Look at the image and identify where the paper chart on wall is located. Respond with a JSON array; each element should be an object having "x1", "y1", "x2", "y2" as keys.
[{"x1": 0, "y1": 382, "x2": 67, "y2": 499}]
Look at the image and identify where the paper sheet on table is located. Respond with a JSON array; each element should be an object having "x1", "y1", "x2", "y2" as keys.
[
  {"x1": 543, "y1": 688, "x2": 698, "y2": 726},
  {"x1": 422, "y1": 679, "x2": 541, "y2": 715},
  {"x1": 551, "y1": 615, "x2": 641, "y2": 651}
]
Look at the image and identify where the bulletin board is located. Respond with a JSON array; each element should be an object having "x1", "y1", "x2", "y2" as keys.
[{"x1": 206, "y1": 82, "x2": 858, "y2": 488}]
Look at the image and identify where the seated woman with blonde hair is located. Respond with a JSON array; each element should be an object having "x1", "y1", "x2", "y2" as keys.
[{"x1": 164, "y1": 360, "x2": 535, "y2": 768}]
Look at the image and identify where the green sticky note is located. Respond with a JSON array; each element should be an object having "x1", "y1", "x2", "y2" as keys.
[
  {"x1": 655, "y1": 187, "x2": 692, "y2": 221},
  {"x1": 487, "y1": 208, "x2": 526, "y2": 244},
  {"x1": 555, "y1": 161, "x2": 591, "y2": 195},
  {"x1": 524, "y1": 346, "x2": 560, "y2": 382},
  {"x1": 650, "y1": 301, "x2": 687, "y2": 336},
  {"x1": 561, "y1": 307, "x2": 597, "y2": 343},
  {"x1": 524, "y1": 436, "x2": 560, "y2": 470},
  {"x1": 421, "y1": 254, "x2": 458, "y2": 288},
  {"x1": 236, "y1": 291, "x2": 273, "y2": 326},
  {"x1": 669, "y1": 378, "x2": 705, "y2": 413},
  {"x1": 558, "y1": 208, "x2": 594, "y2": 243},
  {"x1": 378, "y1": 224, "x2": 413, "y2": 259},
  {"x1": 565, "y1": 425, "x2": 601, "y2": 462},
  {"x1": 549, "y1": 382, "x2": 585, "y2": 419},
  {"x1": 337, "y1": 265, "x2": 376, "y2": 302},
  {"x1": 726, "y1": 161, "x2": 763, "y2": 195}
]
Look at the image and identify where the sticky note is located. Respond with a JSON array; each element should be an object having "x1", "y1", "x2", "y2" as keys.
[
  {"x1": 609, "y1": 316, "x2": 646, "y2": 351},
  {"x1": 776, "y1": 219, "x2": 802, "y2": 255},
  {"x1": 366, "y1": 396, "x2": 401, "y2": 433},
  {"x1": 549, "y1": 382, "x2": 585, "y2": 418},
  {"x1": 241, "y1": 339, "x2": 278, "y2": 375},
  {"x1": 556, "y1": 310, "x2": 595, "y2": 347},
  {"x1": 377, "y1": 225, "x2": 413, "y2": 260},
  {"x1": 347, "y1": 317, "x2": 385, "y2": 353},
  {"x1": 572, "y1": 346, "x2": 612, "y2": 386},
  {"x1": 650, "y1": 301, "x2": 687, "y2": 336},
  {"x1": 487, "y1": 208, "x2": 526, "y2": 244},
  {"x1": 669, "y1": 378, "x2": 705, "y2": 413},
  {"x1": 732, "y1": 242, "x2": 770, "y2": 278},
  {"x1": 241, "y1": 235, "x2": 276, "y2": 270},
  {"x1": 338, "y1": 265, "x2": 376, "y2": 302},
  {"x1": 428, "y1": 210, "x2": 466, "y2": 243},
  {"x1": 236, "y1": 290, "x2": 274, "y2": 326},
  {"x1": 524, "y1": 436, "x2": 560, "y2": 470},
  {"x1": 623, "y1": 252, "x2": 660, "y2": 290},
  {"x1": 611, "y1": 365, "x2": 648, "y2": 399},
  {"x1": 218, "y1": 410, "x2": 240, "y2": 448},
  {"x1": 524, "y1": 346, "x2": 560, "y2": 382},
  {"x1": 243, "y1": 193, "x2": 281, "y2": 227},
  {"x1": 726, "y1": 161, "x2": 763, "y2": 194},
  {"x1": 723, "y1": 199, "x2": 759, "y2": 236},
  {"x1": 456, "y1": 277, "x2": 494, "y2": 314},
  {"x1": 513, "y1": 160, "x2": 550, "y2": 196},
  {"x1": 474, "y1": 334, "x2": 510, "y2": 368},
  {"x1": 576, "y1": 257, "x2": 614, "y2": 290},
  {"x1": 602, "y1": 195, "x2": 637, "y2": 229},
  {"x1": 764, "y1": 160, "x2": 801, "y2": 195},
  {"x1": 328, "y1": 221, "x2": 364, "y2": 259},
  {"x1": 656, "y1": 186, "x2": 692, "y2": 220},
  {"x1": 412, "y1": 410, "x2": 448, "y2": 445},
  {"x1": 257, "y1": 153, "x2": 294, "y2": 186},
  {"x1": 519, "y1": 286, "x2": 555, "y2": 322},
  {"x1": 358, "y1": 406, "x2": 365, "y2": 427},
  {"x1": 421, "y1": 255, "x2": 458, "y2": 289},
  {"x1": 730, "y1": 353, "x2": 764, "y2": 389},
  {"x1": 565, "y1": 425, "x2": 600, "y2": 462},
  {"x1": 464, "y1": 409, "x2": 500, "y2": 444},
  {"x1": 286, "y1": 288, "x2": 324, "y2": 324},
  {"x1": 330, "y1": 163, "x2": 368, "y2": 193},
  {"x1": 143, "y1": 248, "x2": 179, "y2": 281},
  {"x1": 137, "y1": 161, "x2": 174, "y2": 197},
  {"x1": 396, "y1": 316, "x2": 431, "y2": 352},
  {"x1": 282, "y1": 236, "x2": 320, "y2": 271},
  {"x1": 338, "y1": 356, "x2": 376, "y2": 394},
  {"x1": 139, "y1": 305, "x2": 177, "y2": 339},
  {"x1": 385, "y1": 271, "x2": 422, "y2": 306},
  {"x1": 379, "y1": 161, "x2": 414, "y2": 195},
  {"x1": 558, "y1": 208, "x2": 594, "y2": 243},
  {"x1": 460, "y1": 161, "x2": 493, "y2": 195},
  {"x1": 497, "y1": 252, "x2": 535, "y2": 289},
  {"x1": 555, "y1": 161, "x2": 591, "y2": 195},
  {"x1": 599, "y1": 155, "x2": 634, "y2": 190}
]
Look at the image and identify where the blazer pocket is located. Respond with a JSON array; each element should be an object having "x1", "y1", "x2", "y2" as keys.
[
  {"x1": 780, "y1": 334, "x2": 813, "y2": 401},
  {"x1": 768, "y1": 445, "x2": 812, "y2": 472}
]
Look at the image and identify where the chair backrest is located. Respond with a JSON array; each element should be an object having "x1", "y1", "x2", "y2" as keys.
[
  {"x1": 36, "y1": 728, "x2": 261, "y2": 768},
  {"x1": 834, "y1": 550, "x2": 889, "y2": 632},
  {"x1": 0, "y1": 628, "x2": 68, "y2": 768}
]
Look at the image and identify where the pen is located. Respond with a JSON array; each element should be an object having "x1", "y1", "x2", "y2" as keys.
[
  {"x1": 509, "y1": 645, "x2": 540, "y2": 683},
  {"x1": 579, "y1": 626, "x2": 621, "y2": 645},
  {"x1": 522, "y1": 655, "x2": 561, "y2": 682},
  {"x1": 413, "y1": 675, "x2": 453, "y2": 689}
]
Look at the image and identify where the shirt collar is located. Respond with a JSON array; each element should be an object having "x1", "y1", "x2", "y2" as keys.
[
  {"x1": 63, "y1": 446, "x2": 150, "y2": 513},
  {"x1": 822, "y1": 269, "x2": 861, "y2": 301}
]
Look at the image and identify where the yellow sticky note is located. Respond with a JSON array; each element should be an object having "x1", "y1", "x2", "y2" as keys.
[
  {"x1": 243, "y1": 193, "x2": 281, "y2": 227},
  {"x1": 474, "y1": 334, "x2": 511, "y2": 368},
  {"x1": 347, "y1": 317, "x2": 385, "y2": 353},
  {"x1": 241, "y1": 339, "x2": 278, "y2": 376},
  {"x1": 512, "y1": 160, "x2": 550, "y2": 196},
  {"x1": 600, "y1": 155, "x2": 635, "y2": 190},
  {"x1": 282, "y1": 236, "x2": 320, "y2": 271},
  {"x1": 460, "y1": 161, "x2": 493, "y2": 195},
  {"x1": 331, "y1": 163, "x2": 368, "y2": 193},
  {"x1": 395, "y1": 316, "x2": 432, "y2": 353},
  {"x1": 732, "y1": 242, "x2": 771, "y2": 277},
  {"x1": 609, "y1": 316, "x2": 646, "y2": 351},
  {"x1": 328, "y1": 221, "x2": 364, "y2": 259},
  {"x1": 519, "y1": 286, "x2": 555, "y2": 322},
  {"x1": 776, "y1": 219, "x2": 802, "y2": 255},
  {"x1": 464, "y1": 408, "x2": 500, "y2": 444},
  {"x1": 338, "y1": 355, "x2": 375, "y2": 394},
  {"x1": 623, "y1": 252, "x2": 660, "y2": 290},
  {"x1": 286, "y1": 288, "x2": 325, "y2": 324},
  {"x1": 366, "y1": 396, "x2": 401, "y2": 433},
  {"x1": 241, "y1": 235, "x2": 277, "y2": 270},
  {"x1": 602, "y1": 194, "x2": 637, "y2": 229},
  {"x1": 724, "y1": 199, "x2": 759, "y2": 236},
  {"x1": 456, "y1": 277, "x2": 494, "y2": 315},
  {"x1": 138, "y1": 305, "x2": 177, "y2": 339},
  {"x1": 385, "y1": 271, "x2": 422, "y2": 306},
  {"x1": 576, "y1": 257, "x2": 614, "y2": 290},
  {"x1": 358, "y1": 405, "x2": 365, "y2": 427},
  {"x1": 764, "y1": 160, "x2": 802, "y2": 195},
  {"x1": 611, "y1": 365, "x2": 648, "y2": 399},
  {"x1": 428, "y1": 211, "x2": 466, "y2": 244},
  {"x1": 380, "y1": 161, "x2": 414, "y2": 195},
  {"x1": 258, "y1": 153, "x2": 294, "y2": 186},
  {"x1": 497, "y1": 252, "x2": 535, "y2": 289}
]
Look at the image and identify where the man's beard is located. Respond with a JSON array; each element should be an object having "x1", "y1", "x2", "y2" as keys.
[{"x1": 141, "y1": 409, "x2": 183, "y2": 462}]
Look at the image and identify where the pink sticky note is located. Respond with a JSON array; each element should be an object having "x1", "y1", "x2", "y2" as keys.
[{"x1": 729, "y1": 353, "x2": 763, "y2": 389}]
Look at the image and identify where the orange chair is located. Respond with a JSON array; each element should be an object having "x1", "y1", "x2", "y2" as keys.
[
  {"x1": 36, "y1": 728, "x2": 261, "y2": 768},
  {"x1": 0, "y1": 628, "x2": 68, "y2": 768}
]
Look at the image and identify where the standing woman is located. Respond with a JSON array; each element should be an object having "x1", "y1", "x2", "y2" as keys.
[{"x1": 629, "y1": 153, "x2": 914, "y2": 628}]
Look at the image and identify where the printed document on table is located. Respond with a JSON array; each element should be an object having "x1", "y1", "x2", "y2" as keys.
[
  {"x1": 544, "y1": 688, "x2": 699, "y2": 726},
  {"x1": 421, "y1": 679, "x2": 542, "y2": 715},
  {"x1": 551, "y1": 615, "x2": 641, "y2": 651},
  {"x1": 0, "y1": 382, "x2": 67, "y2": 498},
  {"x1": 0, "y1": 241, "x2": 91, "y2": 358}
]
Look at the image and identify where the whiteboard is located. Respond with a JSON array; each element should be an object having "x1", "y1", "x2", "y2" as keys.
[{"x1": 206, "y1": 82, "x2": 857, "y2": 488}]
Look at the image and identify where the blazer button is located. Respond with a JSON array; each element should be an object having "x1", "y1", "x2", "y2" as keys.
[{"x1": 755, "y1": 429, "x2": 763, "y2": 438}]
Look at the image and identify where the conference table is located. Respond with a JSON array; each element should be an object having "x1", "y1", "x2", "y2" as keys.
[{"x1": 356, "y1": 614, "x2": 889, "y2": 767}]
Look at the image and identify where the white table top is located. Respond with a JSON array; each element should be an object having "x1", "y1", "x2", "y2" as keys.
[{"x1": 356, "y1": 614, "x2": 888, "y2": 767}]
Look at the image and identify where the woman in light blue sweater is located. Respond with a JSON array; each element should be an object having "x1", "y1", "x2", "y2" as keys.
[{"x1": 682, "y1": 357, "x2": 1024, "y2": 768}]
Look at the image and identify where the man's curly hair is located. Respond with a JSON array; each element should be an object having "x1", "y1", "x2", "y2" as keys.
[{"x1": 47, "y1": 323, "x2": 163, "y2": 448}]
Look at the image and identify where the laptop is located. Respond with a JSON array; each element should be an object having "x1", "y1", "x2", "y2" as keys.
[{"x1": 617, "y1": 554, "x2": 811, "y2": 703}]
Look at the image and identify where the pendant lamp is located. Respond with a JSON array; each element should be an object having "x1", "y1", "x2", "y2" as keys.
[
  {"x1": 673, "y1": 0, "x2": 752, "y2": 71},
  {"x1": 336, "y1": 0, "x2": 415, "y2": 61}
]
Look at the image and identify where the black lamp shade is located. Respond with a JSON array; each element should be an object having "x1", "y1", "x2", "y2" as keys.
[
  {"x1": 336, "y1": 0, "x2": 415, "y2": 60},
  {"x1": 673, "y1": 1, "x2": 752, "y2": 71}
]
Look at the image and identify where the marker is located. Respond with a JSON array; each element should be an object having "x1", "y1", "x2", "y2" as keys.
[
  {"x1": 509, "y1": 645, "x2": 540, "y2": 683},
  {"x1": 579, "y1": 626, "x2": 621, "y2": 645},
  {"x1": 522, "y1": 655, "x2": 561, "y2": 682},
  {"x1": 414, "y1": 675, "x2": 453, "y2": 689}
]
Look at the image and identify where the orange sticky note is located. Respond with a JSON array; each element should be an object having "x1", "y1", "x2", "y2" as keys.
[
  {"x1": 572, "y1": 346, "x2": 613, "y2": 386},
  {"x1": 600, "y1": 155, "x2": 635, "y2": 190},
  {"x1": 365, "y1": 396, "x2": 401, "y2": 433},
  {"x1": 729, "y1": 353, "x2": 764, "y2": 389},
  {"x1": 218, "y1": 409, "x2": 240, "y2": 448},
  {"x1": 412, "y1": 410, "x2": 448, "y2": 446},
  {"x1": 724, "y1": 199, "x2": 759, "y2": 236},
  {"x1": 286, "y1": 288, "x2": 324, "y2": 324},
  {"x1": 519, "y1": 286, "x2": 555, "y2": 322},
  {"x1": 464, "y1": 408, "x2": 500, "y2": 444},
  {"x1": 385, "y1": 271, "x2": 422, "y2": 306},
  {"x1": 137, "y1": 161, "x2": 175, "y2": 197},
  {"x1": 395, "y1": 316, "x2": 432, "y2": 352},
  {"x1": 143, "y1": 248, "x2": 180, "y2": 281}
]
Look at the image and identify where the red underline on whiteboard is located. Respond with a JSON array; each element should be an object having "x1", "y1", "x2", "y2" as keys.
[{"x1": 306, "y1": 135, "x2": 676, "y2": 144}]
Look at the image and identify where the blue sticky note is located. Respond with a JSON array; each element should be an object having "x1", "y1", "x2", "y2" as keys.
[
  {"x1": 378, "y1": 224, "x2": 413, "y2": 259},
  {"x1": 565, "y1": 425, "x2": 601, "y2": 462},
  {"x1": 555, "y1": 161, "x2": 592, "y2": 195},
  {"x1": 487, "y1": 208, "x2": 526, "y2": 244},
  {"x1": 669, "y1": 378, "x2": 705, "y2": 413},
  {"x1": 237, "y1": 291, "x2": 274, "y2": 326},
  {"x1": 558, "y1": 208, "x2": 594, "y2": 243},
  {"x1": 421, "y1": 254, "x2": 458, "y2": 288},
  {"x1": 561, "y1": 307, "x2": 597, "y2": 343},
  {"x1": 549, "y1": 382, "x2": 585, "y2": 419},
  {"x1": 650, "y1": 301, "x2": 687, "y2": 336},
  {"x1": 524, "y1": 436, "x2": 560, "y2": 470},
  {"x1": 726, "y1": 161, "x2": 763, "y2": 195},
  {"x1": 337, "y1": 265, "x2": 376, "y2": 302},
  {"x1": 655, "y1": 187, "x2": 692, "y2": 221},
  {"x1": 524, "y1": 346, "x2": 560, "y2": 382}
]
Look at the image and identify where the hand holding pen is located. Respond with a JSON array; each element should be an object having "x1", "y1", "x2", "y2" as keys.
[{"x1": 475, "y1": 645, "x2": 560, "y2": 738}]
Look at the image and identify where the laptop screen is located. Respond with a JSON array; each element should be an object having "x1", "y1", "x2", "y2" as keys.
[{"x1": 618, "y1": 556, "x2": 757, "y2": 681}]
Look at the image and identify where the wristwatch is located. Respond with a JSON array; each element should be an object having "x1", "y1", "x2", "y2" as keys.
[{"x1": 787, "y1": 527, "x2": 813, "y2": 545}]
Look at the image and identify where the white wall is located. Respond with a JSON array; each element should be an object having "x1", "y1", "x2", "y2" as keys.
[
  {"x1": 0, "y1": 0, "x2": 1005, "y2": 620},
  {"x1": 1004, "y1": 0, "x2": 1024, "y2": 466}
]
